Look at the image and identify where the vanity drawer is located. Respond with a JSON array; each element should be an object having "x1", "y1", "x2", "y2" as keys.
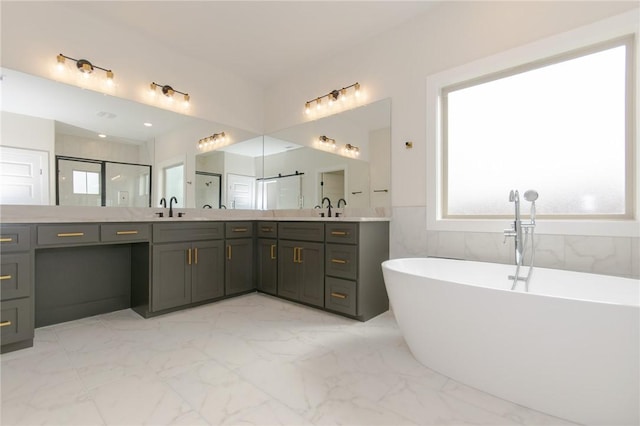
[
  {"x1": 278, "y1": 222, "x2": 324, "y2": 242},
  {"x1": 257, "y1": 222, "x2": 277, "y2": 238},
  {"x1": 101, "y1": 223, "x2": 150, "y2": 242},
  {"x1": 0, "y1": 253, "x2": 31, "y2": 301},
  {"x1": 226, "y1": 221, "x2": 254, "y2": 238},
  {"x1": 0, "y1": 225, "x2": 31, "y2": 253},
  {"x1": 325, "y1": 223, "x2": 358, "y2": 244},
  {"x1": 153, "y1": 222, "x2": 224, "y2": 243},
  {"x1": 37, "y1": 224, "x2": 100, "y2": 246},
  {"x1": 1, "y1": 298, "x2": 33, "y2": 347},
  {"x1": 325, "y1": 244, "x2": 358, "y2": 280},
  {"x1": 325, "y1": 277, "x2": 356, "y2": 316}
]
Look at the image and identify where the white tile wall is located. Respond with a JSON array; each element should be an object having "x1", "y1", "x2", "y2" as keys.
[{"x1": 391, "y1": 206, "x2": 640, "y2": 279}]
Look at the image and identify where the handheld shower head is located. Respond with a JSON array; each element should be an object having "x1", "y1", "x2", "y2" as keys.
[
  {"x1": 524, "y1": 189, "x2": 538, "y2": 224},
  {"x1": 509, "y1": 190, "x2": 518, "y2": 202}
]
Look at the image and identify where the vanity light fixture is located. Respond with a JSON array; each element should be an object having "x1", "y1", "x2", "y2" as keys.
[
  {"x1": 344, "y1": 143, "x2": 360, "y2": 156},
  {"x1": 318, "y1": 135, "x2": 336, "y2": 148},
  {"x1": 56, "y1": 53, "x2": 114, "y2": 85},
  {"x1": 198, "y1": 132, "x2": 226, "y2": 150},
  {"x1": 305, "y1": 82, "x2": 361, "y2": 115},
  {"x1": 150, "y1": 82, "x2": 190, "y2": 106}
]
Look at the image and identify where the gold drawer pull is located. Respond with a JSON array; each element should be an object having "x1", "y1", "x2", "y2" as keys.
[
  {"x1": 232, "y1": 227, "x2": 248, "y2": 232},
  {"x1": 57, "y1": 232, "x2": 84, "y2": 237},
  {"x1": 331, "y1": 231, "x2": 348, "y2": 236},
  {"x1": 227, "y1": 245, "x2": 232, "y2": 260},
  {"x1": 116, "y1": 230, "x2": 139, "y2": 235},
  {"x1": 270, "y1": 244, "x2": 277, "y2": 260},
  {"x1": 187, "y1": 248, "x2": 192, "y2": 265},
  {"x1": 194, "y1": 248, "x2": 198, "y2": 265},
  {"x1": 331, "y1": 292, "x2": 348, "y2": 300},
  {"x1": 0, "y1": 320, "x2": 12, "y2": 327},
  {"x1": 0, "y1": 237, "x2": 13, "y2": 243},
  {"x1": 0, "y1": 275, "x2": 12, "y2": 281},
  {"x1": 331, "y1": 259, "x2": 347, "y2": 264},
  {"x1": 261, "y1": 226, "x2": 273, "y2": 232}
]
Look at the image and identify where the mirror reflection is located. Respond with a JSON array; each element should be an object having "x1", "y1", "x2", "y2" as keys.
[
  {"x1": 262, "y1": 98, "x2": 391, "y2": 210},
  {"x1": 1, "y1": 67, "x2": 391, "y2": 212}
]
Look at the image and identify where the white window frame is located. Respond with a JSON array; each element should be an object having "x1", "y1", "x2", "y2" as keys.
[{"x1": 426, "y1": 10, "x2": 639, "y2": 237}]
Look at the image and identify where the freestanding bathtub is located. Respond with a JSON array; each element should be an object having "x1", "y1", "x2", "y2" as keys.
[{"x1": 382, "y1": 257, "x2": 639, "y2": 426}]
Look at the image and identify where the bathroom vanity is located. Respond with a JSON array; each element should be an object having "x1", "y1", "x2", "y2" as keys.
[{"x1": 0, "y1": 215, "x2": 389, "y2": 353}]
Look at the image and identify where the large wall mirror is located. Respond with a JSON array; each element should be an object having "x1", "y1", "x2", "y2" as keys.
[
  {"x1": 0, "y1": 67, "x2": 259, "y2": 209},
  {"x1": 262, "y1": 98, "x2": 391, "y2": 210},
  {"x1": 1, "y1": 67, "x2": 390, "y2": 212}
]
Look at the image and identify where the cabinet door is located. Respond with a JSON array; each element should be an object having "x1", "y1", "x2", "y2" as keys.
[
  {"x1": 152, "y1": 242, "x2": 192, "y2": 311},
  {"x1": 297, "y1": 241, "x2": 325, "y2": 308},
  {"x1": 192, "y1": 240, "x2": 225, "y2": 303},
  {"x1": 277, "y1": 240, "x2": 299, "y2": 300},
  {"x1": 225, "y1": 238, "x2": 254, "y2": 295},
  {"x1": 257, "y1": 238, "x2": 277, "y2": 295}
]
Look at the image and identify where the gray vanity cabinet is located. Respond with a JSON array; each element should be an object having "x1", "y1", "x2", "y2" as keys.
[
  {"x1": 256, "y1": 222, "x2": 277, "y2": 295},
  {"x1": 324, "y1": 222, "x2": 389, "y2": 321},
  {"x1": 225, "y1": 222, "x2": 255, "y2": 296},
  {"x1": 151, "y1": 223, "x2": 224, "y2": 312},
  {"x1": 0, "y1": 225, "x2": 34, "y2": 353},
  {"x1": 277, "y1": 223, "x2": 325, "y2": 308}
]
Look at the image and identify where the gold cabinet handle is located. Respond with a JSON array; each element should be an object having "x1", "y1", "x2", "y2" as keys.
[
  {"x1": 331, "y1": 292, "x2": 347, "y2": 299},
  {"x1": 261, "y1": 226, "x2": 273, "y2": 232},
  {"x1": 331, "y1": 231, "x2": 348, "y2": 236},
  {"x1": 292, "y1": 247, "x2": 299, "y2": 263},
  {"x1": 331, "y1": 259, "x2": 347, "y2": 264},
  {"x1": 0, "y1": 320, "x2": 12, "y2": 327},
  {"x1": 116, "y1": 230, "x2": 139, "y2": 235},
  {"x1": 227, "y1": 245, "x2": 232, "y2": 260},
  {"x1": 0, "y1": 275, "x2": 12, "y2": 281},
  {"x1": 194, "y1": 248, "x2": 198, "y2": 265},
  {"x1": 270, "y1": 244, "x2": 276, "y2": 260},
  {"x1": 57, "y1": 232, "x2": 84, "y2": 237},
  {"x1": 232, "y1": 227, "x2": 248, "y2": 232},
  {"x1": 298, "y1": 247, "x2": 303, "y2": 263},
  {"x1": 187, "y1": 248, "x2": 192, "y2": 265},
  {"x1": 0, "y1": 237, "x2": 13, "y2": 243}
]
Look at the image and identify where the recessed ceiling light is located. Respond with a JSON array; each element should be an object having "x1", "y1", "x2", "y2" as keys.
[
  {"x1": 98, "y1": 133, "x2": 107, "y2": 138},
  {"x1": 143, "y1": 122, "x2": 153, "y2": 127}
]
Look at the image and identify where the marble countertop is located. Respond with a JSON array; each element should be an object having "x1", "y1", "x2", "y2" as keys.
[{"x1": 0, "y1": 205, "x2": 390, "y2": 224}]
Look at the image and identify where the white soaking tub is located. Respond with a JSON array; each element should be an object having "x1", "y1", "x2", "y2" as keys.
[{"x1": 382, "y1": 257, "x2": 639, "y2": 425}]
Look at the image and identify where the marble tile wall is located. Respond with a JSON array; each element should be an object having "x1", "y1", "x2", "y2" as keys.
[{"x1": 391, "y1": 206, "x2": 639, "y2": 279}]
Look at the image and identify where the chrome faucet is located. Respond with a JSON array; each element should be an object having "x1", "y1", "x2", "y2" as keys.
[
  {"x1": 503, "y1": 189, "x2": 539, "y2": 291},
  {"x1": 169, "y1": 196, "x2": 178, "y2": 218}
]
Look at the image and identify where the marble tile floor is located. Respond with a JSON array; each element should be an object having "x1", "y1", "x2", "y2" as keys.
[{"x1": 1, "y1": 293, "x2": 578, "y2": 426}]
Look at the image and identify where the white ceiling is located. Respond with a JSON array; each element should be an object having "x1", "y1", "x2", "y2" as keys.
[{"x1": 69, "y1": 1, "x2": 439, "y2": 87}]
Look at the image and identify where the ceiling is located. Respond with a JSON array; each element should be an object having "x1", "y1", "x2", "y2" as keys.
[{"x1": 69, "y1": 1, "x2": 440, "y2": 87}]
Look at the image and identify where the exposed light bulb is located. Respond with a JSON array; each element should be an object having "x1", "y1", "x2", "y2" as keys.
[
  {"x1": 354, "y1": 83, "x2": 361, "y2": 97},
  {"x1": 106, "y1": 70, "x2": 114, "y2": 86},
  {"x1": 183, "y1": 94, "x2": 190, "y2": 107},
  {"x1": 56, "y1": 54, "x2": 66, "y2": 71},
  {"x1": 305, "y1": 102, "x2": 311, "y2": 115},
  {"x1": 316, "y1": 98, "x2": 322, "y2": 110}
]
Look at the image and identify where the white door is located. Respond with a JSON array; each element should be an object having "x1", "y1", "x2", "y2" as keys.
[
  {"x1": 227, "y1": 173, "x2": 255, "y2": 209},
  {"x1": 0, "y1": 146, "x2": 49, "y2": 205}
]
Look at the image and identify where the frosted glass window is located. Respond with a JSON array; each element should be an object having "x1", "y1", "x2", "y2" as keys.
[
  {"x1": 72, "y1": 170, "x2": 100, "y2": 195},
  {"x1": 443, "y1": 39, "x2": 631, "y2": 218}
]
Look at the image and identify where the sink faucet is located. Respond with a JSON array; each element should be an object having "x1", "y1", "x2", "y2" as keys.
[
  {"x1": 160, "y1": 197, "x2": 167, "y2": 208},
  {"x1": 322, "y1": 197, "x2": 333, "y2": 218},
  {"x1": 203, "y1": 204, "x2": 212, "y2": 209},
  {"x1": 337, "y1": 198, "x2": 347, "y2": 208},
  {"x1": 169, "y1": 196, "x2": 178, "y2": 217}
]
